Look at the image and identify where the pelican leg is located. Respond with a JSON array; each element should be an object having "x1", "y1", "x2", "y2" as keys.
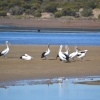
[
  {"x1": 72, "y1": 58, "x2": 74, "y2": 61},
  {"x1": 4, "y1": 55, "x2": 7, "y2": 58},
  {"x1": 56, "y1": 54, "x2": 59, "y2": 60},
  {"x1": 81, "y1": 58, "x2": 84, "y2": 61},
  {"x1": 45, "y1": 56, "x2": 48, "y2": 60}
]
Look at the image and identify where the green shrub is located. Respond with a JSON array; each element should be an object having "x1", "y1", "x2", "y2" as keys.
[
  {"x1": 54, "y1": 11, "x2": 62, "y2": 18},
  {"x1": 34, "y1": 12, "x2": 41, "y2": 17},
  {"x1": 44, "y1": 3, "x2": 57, "y2": 13},
  {"x1": 98, "y1": 14, "x2": 100, "y2": 19},
  {"x1": 25, "y1": 9, "x2": 31, "y2": 15},
  {"x1": 22, "y1": 4, "x2": 31, "y2": 9},
  {"x1": 62, "y1": 8, "x2": 76, "y2": 16},
  {"x1": 0, "y1": 11, "x2": 7, "y2": 16},
  {"x1": 81, "y1": 8, "x2": 92, "y2": 17},
  {"x1": 9, "y1": 6, "x2": 24, "y2": 15}
]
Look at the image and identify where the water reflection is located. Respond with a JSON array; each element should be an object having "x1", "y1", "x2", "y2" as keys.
[{"x1": 0, "y1": 76, "x2": 100, "y2": 100}]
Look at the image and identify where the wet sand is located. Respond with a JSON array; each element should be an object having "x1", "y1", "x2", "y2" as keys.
[
  {"x1": 0, "y1": 18, "x2": 100, "y2": 31},
  {"x1": 0, "y1": 45, "x2": 100, "y2": 83}
]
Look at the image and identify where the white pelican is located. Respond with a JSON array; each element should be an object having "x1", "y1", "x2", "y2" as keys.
[
  {"x1": 41, "y1": 44, "x2": 50, "y2": 59},
  {"x1": 77, "y1": 50, "x2": 88, "y2": 61},
  {"x1": 69, "y1": 46, "x2": 79, "y2": 61},
  {"x1": 64, "y1": 45, "x2": 70, "y2": 56},
  {"x1": 0, "y1": 41, "x2": 10, "y2": 58},
  {"x1": 56, "y1": 45, "x2": 69, "y2": 60},
  {"x1": 58, "y1": 45, "x2": 69, "y2": 62},
  {"x1": 20, "y1": 54, "x2": 32, "y2": 60}
]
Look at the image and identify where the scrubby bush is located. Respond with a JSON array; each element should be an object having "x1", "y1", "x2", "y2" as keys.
[
  {"x1": 34, "y1": 12, "x2": 41, "y2": 17},
  {"x1": 62, "y1": 8, "x2": 76, "y2": 16},
  {"x1": 81, "y1": 8, "x2": 92, "y2": 17},
  {"x1": 31, "y1": 3, "x2": 41, "y2": 10},
  {"x1": 0, "y1": 11, "x2": 7, "y2": 16},
  {"x1": 54, "y1": 11, "x2": 62, "y2": 18},
  {"x1": 87, "y1": 1, "x2": 96, "y2": 9},
  {"x1": 22, "y1": 4, "x2": 31, "y2": 9},
  {"x1": 98, "y1": 14, "x2": 100, "y2": 19},
  {"x1": 9, "y1": 6, "x2": 24, "y2": 15},
  {"x1": 44, "y1": 3, "x2": 57, "y2": 13},
  {"x1": 25, "y1": 9, "x2": 31, "y2": 15}
]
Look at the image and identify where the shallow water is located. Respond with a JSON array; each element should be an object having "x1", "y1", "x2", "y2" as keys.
[
  {"x1": 0, "y1": 76, "x2": 100, "y2": 100},
  {"x1": 0, "y1": 31, "x2": 100, "y2": 46}
]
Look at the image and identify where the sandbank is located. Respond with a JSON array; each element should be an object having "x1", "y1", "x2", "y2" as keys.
[{"x1": 0, "y1": 45, "x2": 100, "y2": 83}]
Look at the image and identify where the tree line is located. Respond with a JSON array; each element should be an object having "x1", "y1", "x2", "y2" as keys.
[{"x1": 0, "y1": 0, "x2": 100, "y2": 18}]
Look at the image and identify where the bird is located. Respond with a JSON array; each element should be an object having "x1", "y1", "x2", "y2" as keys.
[
  {"x1": 0, "y1": 41, "x2": 10, "y2": 58},
  {"x1": 20, "y1": 54, "x2": 32, "y2": 60},
  {"x1": 41, "y1": 44, "x2": 50, "y2": 59},
  {"x1": 64, "y1": 45, "x2": 70, "y2": 56},
  {"x1": 69, "y1": 46, "x2": 79, "y2": 61},
  {"x1": 77, "y1": 50, "x2": 88, "y2": 61},
  {"x1": 56, "y1": 45, "x2": 69, "y2": 60},
  {"x1": 58, "y1": 45, "x2": 69, "y2": 62}
]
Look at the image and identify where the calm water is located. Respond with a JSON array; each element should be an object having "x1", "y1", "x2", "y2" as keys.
[
  {"x1": 0, "y1": 31, "x2": 100, "y2": 46},
  {"x1": 0, "y1": 77, "x2": 100, "y2": 100}
]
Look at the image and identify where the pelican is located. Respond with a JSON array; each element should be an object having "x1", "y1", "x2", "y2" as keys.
[
  {"x1": 64, "y1": 45, "x2": 70, "y2": 56},
  {"x1": 41, "y1": 44, "x2": 50, "y2": 59},
  {"x1": 77, "y1": 50, "x2": 88, "y2": 61},
  {"x1": 20, "y1": 54, "x2": 32, "y2": 60},
  {"x1": 56, "y1": 45, "x2": 69, "y2": 60},
  {"x1": 69, "y1": 46, "x2": 79, "y2": 61},
  {"x1": 0, "y1": 41, "x2": 10, "y2": 58},
  {"x1": 58, "y1": 45, "x2": 69, "y2": 62}
]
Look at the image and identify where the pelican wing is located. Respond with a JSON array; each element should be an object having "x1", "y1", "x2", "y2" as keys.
[
  {"x1": 41, "y1": 52, "x2": 46, "y2": 58},
  {"x1": 0, "y1": 48, "x2": 9, "y2": 55},
  {"x1": 77, "y1": 52, "x2": 82, "y2": 56}
]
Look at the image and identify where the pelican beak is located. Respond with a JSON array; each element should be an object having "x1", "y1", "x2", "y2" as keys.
[{"x1": 48, "y1": 44, "x2": 50, "y2": 47}]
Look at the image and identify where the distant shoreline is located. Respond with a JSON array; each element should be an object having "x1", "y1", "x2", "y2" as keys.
[
  {"x1": 0, "y1": 25, "x2": 100, "y2": 32},
  {"x1": 0, "y1": 18, "x2": 100, "y2": 32}
]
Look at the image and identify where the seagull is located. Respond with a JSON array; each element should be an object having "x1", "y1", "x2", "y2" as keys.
[
  {"x1": 69, "y1": 46, "x2": 79, "y2": 61},
  {"x1": 0, "y1": 41, "x2": 10, "y2": 58},
  {"x1": 58, "y1": 45, "x2": 69, "y2": 62},
  {"x1": 41, "y1": 44, "x2": 50, "y2": 59},
  {"x1": 77, "y1": 50, "x2": 88, "y2": 61},
  {"x1": 20, "y1": 54, "x2": 32, "y2": 60}
]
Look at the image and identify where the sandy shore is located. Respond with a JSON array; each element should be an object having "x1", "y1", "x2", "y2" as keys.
[
  {"x1": 0, "y1": 18, "x2": 100, "y2": 31},
  {"x1": 0, "y1": 45, "x2": 100, "y2": 83}
]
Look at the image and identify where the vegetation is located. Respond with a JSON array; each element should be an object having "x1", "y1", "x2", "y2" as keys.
[
  {"x1": 0, "y1": 11, "x2": 7, "y2": 16},
  {"x1": 81, "y1": 8, "x2": 92, "y2": 17},
  {"x1": 54, "y1": 11, "x2": 62, "y2": 18},
  {"x1": 98, "y1": 14, "x2": 100, "y2": 19},
  {"x1": 0, "y1": 0, "x2": 100, "y2": 18}
]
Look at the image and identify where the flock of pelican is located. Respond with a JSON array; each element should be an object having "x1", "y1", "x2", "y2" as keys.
[
  {"x1": 0, "y1": 41, "x2": 88, "y2": 62},
  {"x1": 41, "y1": 43, "x2": 88, "y2": 62}
]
